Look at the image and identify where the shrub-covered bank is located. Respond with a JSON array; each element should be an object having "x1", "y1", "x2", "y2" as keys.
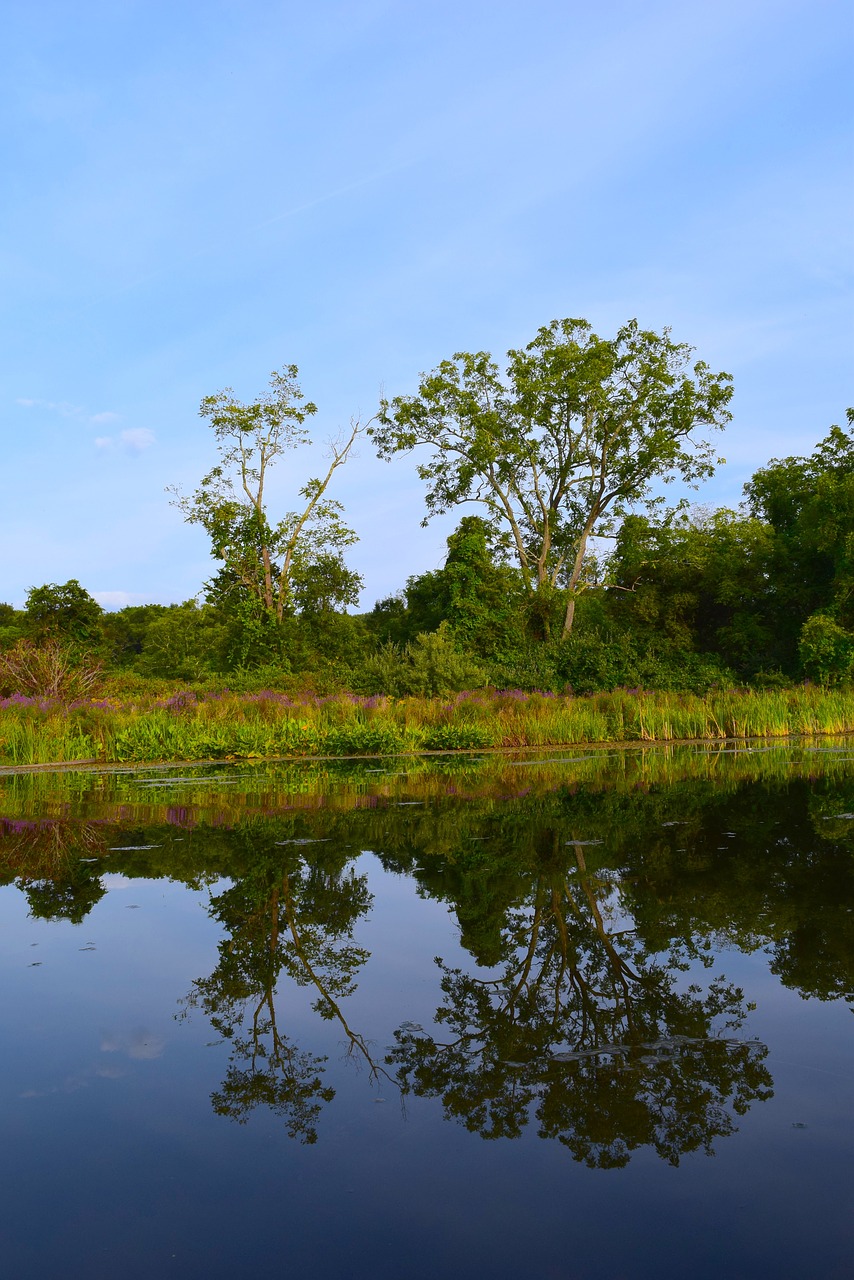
[{"x1": 2, "y1": 685, "x2": 853, "y2": 767}]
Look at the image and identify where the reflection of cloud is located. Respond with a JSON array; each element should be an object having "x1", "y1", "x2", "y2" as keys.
[
  {"x1": 101, "y1": 874, "x2": 132, "y2": 890},
  {"x1": 20, "y1": 1073, "x2": 91, "y2": 1098},
  {"x1": 18, "y1": 1028, "x2": 162, "y2": 1100},
  {"x1": 128, "y1": 1031, "x2": 165, "y2": 1060},
  {"x1": 100, "y1": 1027, "x2": 165, "y2": 1060}
]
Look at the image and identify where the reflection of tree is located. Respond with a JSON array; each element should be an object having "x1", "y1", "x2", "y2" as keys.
[
  {"x1": 388, "y1": 838, "x2": 773, "y2": 1167},
  {"x1": 0, "y1": 817, "x2": 108, "y2": 923},
  {"x1": 19, "y1": 868, "x2": 106, "y2": 924},
  {"x1": 180, "y1": 841, "x2": 385, "y2": 1142}
]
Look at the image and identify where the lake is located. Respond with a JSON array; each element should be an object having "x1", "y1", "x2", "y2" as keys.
[{"x1": 1, "y1": 744, "x2": 851, "y2": 1279}]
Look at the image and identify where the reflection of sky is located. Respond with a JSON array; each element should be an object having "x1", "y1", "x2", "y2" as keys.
[{"x1": 0, "y1": 833, "x2": 851, "y2": 1276}]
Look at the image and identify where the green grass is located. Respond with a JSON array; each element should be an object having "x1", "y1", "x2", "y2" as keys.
[{"x1": 1, "y1": 684, "x2": 854, "y2": 767}]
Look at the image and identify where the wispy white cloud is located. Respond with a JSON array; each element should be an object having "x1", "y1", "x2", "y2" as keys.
[
  {"x1": 17, "y1": 396, "x2": 83, "y2": 416},
  {"x1": 18, "y1": 398, "x2": 125, "y2": 427},
  {"x1": 121, "y1": 427, "x2": 155, "y2": 451},
  {"x1": 93, "y1": 427, "x2": 156, "y2": 452}
]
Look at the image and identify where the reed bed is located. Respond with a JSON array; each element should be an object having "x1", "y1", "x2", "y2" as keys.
[{"x1": 1, "y1": 685, "x2": 853, "y2": 767}]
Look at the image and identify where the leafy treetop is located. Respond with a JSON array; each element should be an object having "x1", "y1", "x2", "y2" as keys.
[{"x1": 371, "y1": 318, "x2": 733, "y2": 637}]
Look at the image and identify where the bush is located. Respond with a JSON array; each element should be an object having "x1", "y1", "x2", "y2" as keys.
[
  {"x1": 798, "y1": 614, "x2": 854, "y2": 685},
  {"x1": 322, "y1": 722, "x2": 406, "y2": 755},
  {"x1": 357, "y1": 623, "x2": 488, "y2": 696},
  {"x1": 421, "y1": 722, "x2": 497, "y2": 750},
  {"x1": 0, "y1": 638, "x2": 103, "y2": 701}
]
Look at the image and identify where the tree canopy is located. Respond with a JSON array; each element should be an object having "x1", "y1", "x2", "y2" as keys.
[
  {"x1": 371, "y1": 318, "x2": 733, "y2": 636},
  {"x1": 169, "y1": 366, "x2": 363, "y2": 626}
]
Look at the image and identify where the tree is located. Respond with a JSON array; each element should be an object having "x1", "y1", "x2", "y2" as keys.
[
  {"x1": 24, "y1": 579, "x2": 102, "y2": 642},
  {"x1": 745, "y1": 410, "x2": 854, "y2": 672},
  {"x1": 169, "y1": 366, "x2": 364, "y2": 626},
  {"x1": 608, "y1": 508, "x2": 777, "y2": 677},
  {"x1": 371, "y1": 319, "x2": 732, "y2": 637},
  {"x1": 367, "y1": 517, "x2": 524, "y2": 653}
]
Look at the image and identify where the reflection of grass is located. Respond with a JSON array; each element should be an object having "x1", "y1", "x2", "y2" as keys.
[
  {"x1": 3, "y1": 739, "x2": 854, "y2": 834},
  {"x1": 1, "y1": 685, "x2": 853, "y2": 766}
]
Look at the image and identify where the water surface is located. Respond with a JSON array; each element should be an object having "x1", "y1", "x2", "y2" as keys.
[{"x1": 1, "y1": 745, "x2": 851, "y2": 1278}]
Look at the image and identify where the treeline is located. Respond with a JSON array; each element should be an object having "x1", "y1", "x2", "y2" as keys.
[
  {"x1": 1, "y1": 316, "x2": 852, "y2": 696},
  {"x1": 1, "y1": 409, "x2": 853, "y2": 697}
]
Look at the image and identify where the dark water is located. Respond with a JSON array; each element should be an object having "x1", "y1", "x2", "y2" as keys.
[{"x1": 1, "y1": 745, "x2": 852, "y2": 1279}]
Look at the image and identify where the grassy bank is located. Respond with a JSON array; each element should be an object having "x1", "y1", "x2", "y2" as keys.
[{"x1": 1, "y1": 684, "x2": 854, "y2": 767}]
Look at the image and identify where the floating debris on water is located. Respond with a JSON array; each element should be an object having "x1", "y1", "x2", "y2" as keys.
[{"x1": 275, "y1": 838, "x2": 330, "y2": 845}]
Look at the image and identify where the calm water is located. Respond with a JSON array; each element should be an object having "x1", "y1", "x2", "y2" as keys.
[{"x1": 1, "y1": 745, "x2": 852, "y2": 1279}]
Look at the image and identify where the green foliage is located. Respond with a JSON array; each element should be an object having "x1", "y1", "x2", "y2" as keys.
[
  {"x1": 323, "y1": 722, "x2": 406, "y2": 756},
  {"x1": 607, "y1": 509, "x2": 777, "y2": 677},
  {"x1": 798, "y1": 614, "x2": 854, "y2": 685},
  {"x1": 745, "y1": 410, "x2": 854, "y2": 670},
  {"x1": 367, "y1": 517, "x2": 525, "y2": 653},
  {"x1": 358, "y1": 624, "x2": 488, "y2": 696},
  {"x1": 134, "y1": 601, "x2": 230, "y2": 679},
  {"x1": 421, "y1": 722, "x2": 497, "y2": 750},
  {"x1": 24, "y1": 579, "x2": 102, "y2": 642},
  {"x1": 169, "y1": 366, "x2": 362, "y2": 630},
  {"x1": 0, "y1": 602, "x2": 24, "y2": 653},
  {"x1": 372, "y1": 317, "x2": 732, "y2": 636}
]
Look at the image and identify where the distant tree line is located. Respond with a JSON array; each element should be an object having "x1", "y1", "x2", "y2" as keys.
[{"x1": 1, "y1": 317, "x2": 852, "y2": 693}]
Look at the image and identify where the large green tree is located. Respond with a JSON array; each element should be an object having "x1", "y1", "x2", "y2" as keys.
[
  {"x1": 371, "y1": 319, "x2": 732, "y2": 637},
  {"x1": 169, "y1": 366, "x2": 363, "y2": 626}
]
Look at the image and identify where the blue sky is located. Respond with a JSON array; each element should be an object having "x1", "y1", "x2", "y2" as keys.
[{"x1": 2, "y1": 0, "x2": 852, "y2": 610}]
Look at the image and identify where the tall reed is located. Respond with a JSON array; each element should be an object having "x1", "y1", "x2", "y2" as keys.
[{"x1": 1, "y1": 685, "x2": 853, "y2": 767}]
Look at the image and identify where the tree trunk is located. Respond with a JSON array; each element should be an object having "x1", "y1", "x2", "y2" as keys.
[{"x1": 562, "y1": 592, "x2": 577, "y2": 637}]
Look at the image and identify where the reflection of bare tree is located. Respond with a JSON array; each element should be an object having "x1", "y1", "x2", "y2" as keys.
[
  {"x1": 388, "y1": 836, "x2": 773, "y2": 1167},
  {"x1": 278, "y1": 874, "x2": 398, "y2": 1091},
  {"x1": 181, "y1": 851, "x2": 391, "y2": 1142}
]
